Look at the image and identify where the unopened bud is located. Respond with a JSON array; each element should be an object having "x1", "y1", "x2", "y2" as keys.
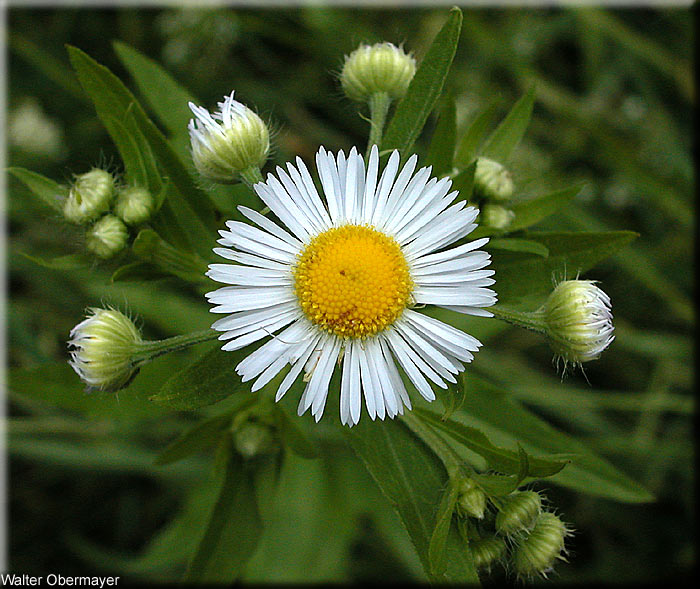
[
  {"x1": 86, "y1": 214, "x2": 128, "y2": 259},
  {"x1": 63, "y1": 168, "x2": 115, "y2": 224},
  {"x1": 471, "y1": 535, "x2": 507, "y2": 571},
  {"x1": 513, "y1": 512, "x2": 570, "y2": 578},
  {"x1": 188, "y1": 91, "x2": 269, "y2": 183},
  {"x1": 68, "y1": 308, "x2": 143, "y2": 392},
  {"x1": 474, "y1": 157, "x2": 514, "y2": 202},
  {"x1": 543, "y1": 280, "x2": 615, "y2": 364},
  {"x1": 480, "y1": 203, "x2": 515, "y2": 231},
  {"x1": 340, "y1": 42, "x2": 416, "y2": 102},
  {"x1": 457, "y1": 479, "x2": 487, "y2": 520},
  {"x1": 495, "y1": 490, "x2": 542, "y2": 536},
  {"x1": 114, "y1": 186, "x2": 154, "y2": 225},
  {"x1": 233, "y1": 421, "x2": 276, "y2": 459}
]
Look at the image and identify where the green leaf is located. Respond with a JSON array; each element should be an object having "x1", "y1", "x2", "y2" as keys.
[
  {"x1": 102, "y1": 113, "x2": 159, "y2": 191},
  {"x1": 155, "y1": 411, "x2": 235, "y2": 466},
  {"x1": 113, "y1": 41, "x2": 196, "y2": 146},
  {"x1": 449, "y1": 374, "x2": 654, "y2": 503},
  {"x1": 428, "y1": 477, "x2": 459, "y2": 577},
  {"x1": 507, "y1": 184, "x2": 584, "y2": 233},
  {"x1": 487, "y1": 237, "x2": 549, "y2": 257},
  {"x1": 19, "y1": 251, "x2": 93, "y2": 270},
  {"x1": 480, "y1": 85, "x2": 536, "y2": 162},
  {"x1": 454, "y1": 103, "x2": 498, "y2": 167},
  {"x1": 8, "y1": 167, "x2": 66, "y2": 212},
  {"x1": 415, "y1": 407, "x2": 568, "y2": 478},
  {"x1": 66, "y1": 45, "x2": 216, "y2": 259},
  {"x1": 469, "y1": 472, "x2": 520, "y2": 497},
  {"x1": 184, "y1": 435, "x2": 263, "y2": 583},
  {"x1": 345, "y1": 418, "x2": 479, "y2": 583},
  {"x1": 491, "y1": 230, "x2": 638, "y2": 306},
  {"x1": 383, "y1": 8, "x2": 463, "y2": 159},
  {"x1": 110, "y1": 262, "x2": 171, "y2": 283},
  {"x1": 436, "y1": 377, "x2": 467, "y2": 421},
  {"x1": 452, "y1": 161, "x2": 476, "y2": 203},
  {"x1": 425, "y1": 96, "x2": 457, "y2": 176},
  {"x1": 273, "y1": 406, "x2": 319, "y2": 459},
  {"x1": 151, "y1": 344, "x2": 252, "y2": 410},
  {"x1": 132, "y1": 229, "x2": 209, "y2": 283}
]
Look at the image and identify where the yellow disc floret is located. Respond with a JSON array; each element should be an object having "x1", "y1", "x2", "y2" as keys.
[{"x1": 294, "y1": 225, "x2": 413, "y2": 338}]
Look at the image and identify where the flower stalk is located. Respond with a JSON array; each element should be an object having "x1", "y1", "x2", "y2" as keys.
[
  {"x1": 366, "y1": 91, "x2": 391, "y2": 159},
  {"x1": 132, "y1": 329, "x2": 220, "y2": 365}
]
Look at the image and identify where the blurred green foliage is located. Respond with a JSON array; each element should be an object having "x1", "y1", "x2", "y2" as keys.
[{"x1": 6, "y1": 5, "x2": 693, "y2": 584}]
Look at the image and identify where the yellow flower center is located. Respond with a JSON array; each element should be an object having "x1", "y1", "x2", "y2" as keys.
[{"x1": 294, "y1": 225, "x2": 413, "y2": 338}]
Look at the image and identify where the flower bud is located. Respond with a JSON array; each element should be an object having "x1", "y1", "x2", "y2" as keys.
[
  {"x1": 63, "y1": 168, "x2": 115, "y2": 224},
  {"x1": 543, "y1": 280, "x2": 615, "y2": 364},
  {"x1": 513, "y1": 512, "x2": 570, "y2": 578},
  {"x1": 471, "y1": 535, "x2": 507, "y2": 571},
  {"x1": 233, "y1": 421, "x2": 277, "y2": 459},
  {"x1": 480, "y1": 203, "x2": 515, "y2": 231},
  {"x1": 114, "y1": 186, "x2": 154, "y2": 225},
  {"x1": 188, "y1": 91, "x2": 269, "y2": 183},
  {"x1": 457, "y1": 478, "x2": 487, "y2": 520},
  {"x1": 68, "y1": 308, "x2": 143, "y2": 392},
  {"x1": 340, "y1": 42, "x2": 416, "y2": 102},
  {"x1": 473, "y1": 157, "x2": 514, "y2": 202},
  {"x1": 495, "y1": 490, "x2": 542, "y2": 536},
  {"x1": 86, "y1": 214, "x2": 128, "y2": 259}
]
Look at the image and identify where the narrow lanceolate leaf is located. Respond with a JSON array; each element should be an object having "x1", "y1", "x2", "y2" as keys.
[
  {"x1": 480, "y1": 85, "x2": 536, "y2": 163},
  {"x1": 383, "y1": 7, "x2": 463, "y2": 159},
  {"x1": 111, "y1": 262, "x2": 171, "y2": 283},
  {"x1": 155, "y1": 411, "x2": 235, "y2": 466},
  {"x1": 415, "y1": 408, "x2": 568, "y2": 478},
  {"x1": 454, "y1": 103, "x2": 498, "y2": 168},
  {"x1": 425, "y1": 96, "x2": 457, "y2": 176},
  {"x1": 184, "y1": 436, "x2": 262, "y2": 583},
  {"x1": 451, "y1": 374, "x2": 654, "y2": 503},
  {"x1": 428, "y1": 477, "x2": 460, "y2": 577},
  {"x1": 151, "y1": 344, "x2": 253, "y2": 410},
  {"x1": 8, "y1": 167, "x2": 66, "y2": 212},
  {"x1": 102, "y1": 114, "x2": 159, "y2": 190},
  {"x1": 487, "y1": 238, "x2": 549, "y2": 258},
  {"x1": 274, "y1": 406, "x2": 319, "y2": 459},
  {"x1": 491, "y1": 230, "x2": 638, "y2": 306},
  {"x1": 113, "y1": 41, "x2": 196, "y2": 159},
  {"x1": 452, "y1": 161, "x2": 477, "y2": 204},
  {"x1": 19, "y1": 251, "x2": 93, "y2": 270},
  {"x1": 345, "y1": 418, "x2": 480, "y2": 583},
  {"x1": 507, "y1": 184, "x2": 584, "y2": 233},
  {"x1": 132, "y1": 229, "x2": 209, "y2": 283},
  {"x1": 66, "y1": 45, "x2": 216, "y2": 258}
]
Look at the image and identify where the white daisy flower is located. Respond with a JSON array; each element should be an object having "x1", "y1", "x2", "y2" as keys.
[{"x1": 206, "y1": 145, "x2": 497, "y2": 426}]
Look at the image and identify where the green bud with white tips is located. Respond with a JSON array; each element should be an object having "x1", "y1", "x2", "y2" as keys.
[
  {"x1": 68, "y1": 308, "x2": 143, "y2": 392},
  {"x1": 114, "y1": 186, "x2": 154, "y2": 225},
  {"x1": 473, "y1": 157, "x2": 514, "y2": 202},
  {"x1": 543, "y1": 280, "x2": 615, "y2": 365},
  {"x1": 471, "y1": 535, "x2": 507, "y2": 571},
  {"x1": 86, "y1": 214, "x2": 128, "y2": 259},
  {"x1": 457, "y1": 478, "x2": 487, "y2": 520},
  {"x1": 495, "y1": 490, "x2": 542, "y2": 536},
  {"x1": 188, "y1": 91, "x2": 269, "y2": 183},
  {"x1": 63, "y1": 168, "x2": 115, "y2": 224},
  {"x1": 340, "y1": 42, "x2": 416, "y2": 103},
  {"x1": 480, "y1": 203, "x2": 515, "y2": 231},
  {"x1": 513, "y1": 512, "x2": 571, "y2": 578}
]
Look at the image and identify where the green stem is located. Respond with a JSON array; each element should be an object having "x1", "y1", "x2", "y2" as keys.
[
  {"x1": 133, "y1": 329, "x2": 220, "y2": 364},
  {"x1": 240, "y1": 166, "x2": 264, "y2": 189},
  {"x1": 489, "y1": 305, "x2": 548, "y2": 334},
  {"x1": 366, "y1": 91, "x2": 391, "y2": 160}
]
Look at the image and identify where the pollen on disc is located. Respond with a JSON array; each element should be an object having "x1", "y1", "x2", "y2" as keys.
[{"x1": 294, "y1": 225, "x2": 413, "y2": 338}]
